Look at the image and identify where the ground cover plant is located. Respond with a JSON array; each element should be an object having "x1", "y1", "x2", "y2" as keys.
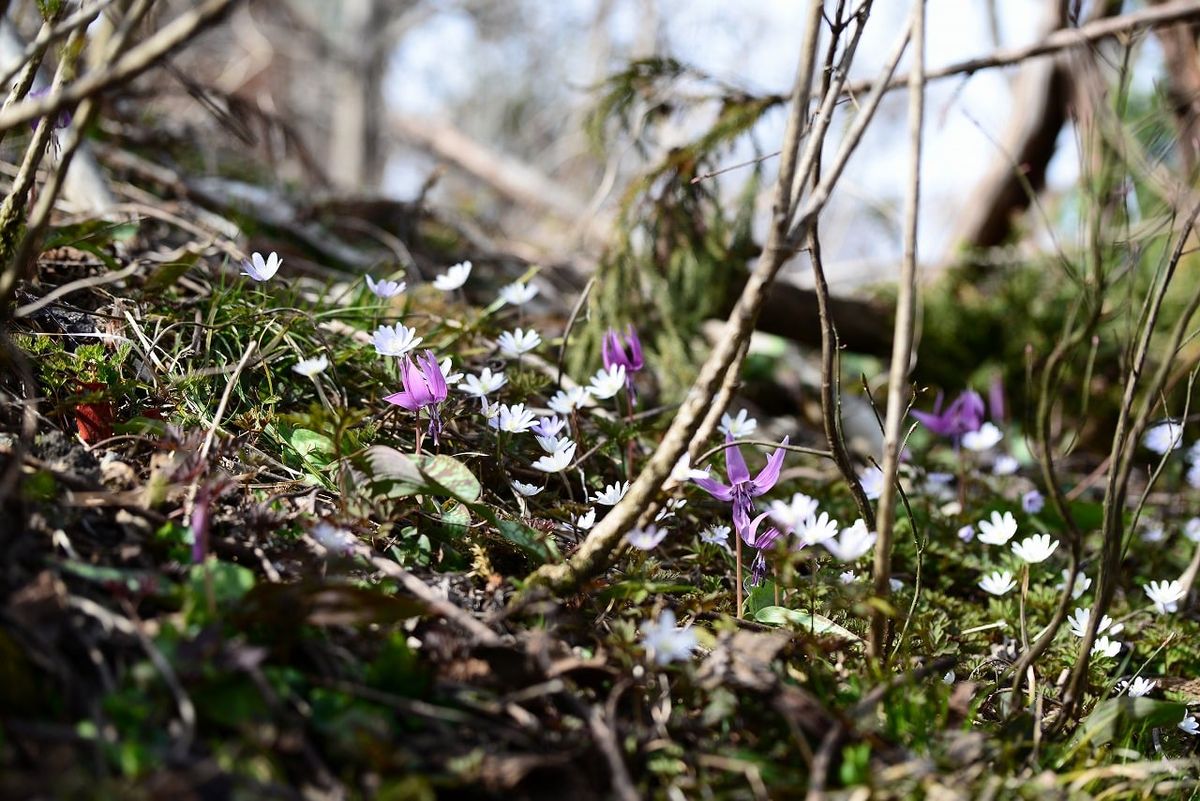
[{"x1": 3, "y1": 1, "x2": 1200, "y2": 799}]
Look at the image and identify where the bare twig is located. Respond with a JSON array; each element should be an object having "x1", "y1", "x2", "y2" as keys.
[
  {"x1": 0, "y1": 0, "x2": 238, "y2": 135},
  {"x1": 870, "y1": 0, "x2": 925, "y2": 662},
  {"x1": 840, "y1": 0, "x2": 1200, "y2": 101},
  {"x1": 353, "y1": 545, "x2": 502, "y2": 646}
]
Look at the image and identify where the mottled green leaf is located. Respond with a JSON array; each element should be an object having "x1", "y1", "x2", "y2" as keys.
[
  {"x1": 496, "y1": 519, "x2": 560, "y2": 564},
  {"x1": 419, "y1": 455, "x2": 481, "y2": 503},
  {"x1": 754, "y1": 606, "x2": 862, "y2": 642}
]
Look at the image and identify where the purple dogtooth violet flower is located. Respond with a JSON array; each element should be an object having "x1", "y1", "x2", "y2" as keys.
[
  {"x1": 911, "y1": 389, "x2": 986, "y2": 438},
  {"x1": 602, "y1": 325, "x2": 644, "y2": 397},
  {"x1": 384, "y1": 349, "x2": 449, "y2": 445},
  {"x1": 692, "y1": 435, "x2": 789, "y2": 542}
]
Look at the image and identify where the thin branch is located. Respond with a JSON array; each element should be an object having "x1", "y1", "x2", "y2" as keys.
[
  {"x1": 869, "y1": 0, "x2": 925, "y2": 662},
  {"x1": 0, "y1": 0, "x2": 238, "y2": 135},
  {"x1": 840, "y1": 0, "x2": 1200, "y2": 101}
]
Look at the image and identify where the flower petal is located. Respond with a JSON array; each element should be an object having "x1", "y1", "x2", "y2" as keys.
[
  {"x1": 750, "y1": 436, "x2": 789, "y2": 496},
  {"x1": 692, "y1": 475, "x2": 734, "y2": 501},
  {"x1": 724, "y1": 436, "x2": 750, "y2": 485},
  {"x1": 384, "y1": 390, "x2": 420, "y2": 410}
]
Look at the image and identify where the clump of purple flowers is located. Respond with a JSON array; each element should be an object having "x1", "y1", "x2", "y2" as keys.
[
  {"x1": 911, "y1": 389, "x2": 985, "y2": 440},
  {"x1": 385, "y1": 350, "x2": 449, "y2": 447},
  {"x1": 602, "y1": 325, "x2": 644, "y2": 399}
]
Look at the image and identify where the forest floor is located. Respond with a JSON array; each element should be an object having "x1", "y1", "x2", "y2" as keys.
[{"x1": 2, "y1": 210, "x2": 1200, "y2": 801}]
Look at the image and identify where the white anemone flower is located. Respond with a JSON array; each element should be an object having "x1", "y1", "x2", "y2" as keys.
[
  {"x1": 574, "y1": 507, "x2": 596, "y2": 531},
  {"x1": 962, "y1": 421, "x2": 1003, "y2": 452},
  {"x1": 511, "y1": 480, "x2": 543, "y2": 498},
  {"x1": 498, "y1": 328, "x2": 542, "y2": 358},
  {"x1": 700, "y1": 524, "x2": 731, "y2": 549},
  {"x1": 798, "y1": 512, "x2": 839, "y2": 547},
  {"x1": 372, "y1": 323, "x2": 422, "y2": 357},
  {"x1": 839, "y1": 571, "x2": 858, "y2": 584},
  {"x1": 548, "y1": 386, "x2": 592, "y2": 415},
  {"x1": 979, "y1": 570, "x2": 1017, "y2": 596},
  {"x1": 1187, "y1": 517, "x2": 1200, "y2": 543},
  {"x1": 460, "y1": 367, "x2": 507, "y2": 398},
  {"x1": 993, "y1": 454, "x2": 1020, "y2": 475},
  {"x1": 433, "y1": 261, "x2": 471, "y2": 291},
  {"x1": 438, "y1": 358, "x2": 463, "y2": 387},
  {"x1": 718, "y1": 409, "x2": 758, "y2": 439},
  {"x1": 536, "y1": 434, "x2": 570, "y2": 454},
  {"x1": 488, "y1": 403, "x2": 538, "y2": 433},
  {"x1": 312, "y1": 522, "x2": 356, "y2": 555},
  {"x1": 822, "y1": 519, "x2": 877, "y2": 562},
  {"x1": 292, "y1": 354, "x2": 329, "y2": 377},
  {"x1": 859, "y1": 466, "x2": 884, "y2": 500},
  {"x1": 666, "y1": 454, "x2": 711, "y2": 488},
  {"x1": 1180, "y1": 712, "x2": 1200, "y2": 735},
  {"x1": 365, "y1": 275, "x2": 406, "y2": 298},
  {"x1": 641, "y1": 609, "x2": 698, "y2": 665},
  {"x1": 1188, "y1": 461, "x2": 1200, "y2": 490},
  {"x1": 593, "y1": 481, "x2": 629, "y2": 506},
  {"x1": 977, "y1": 510, "x2": 1018, "y2": 545},
  {"x1": 1121, "y1": 677, "x2": 1156, "y2": 697},
  {"x1": 766, "y1": 492, "x2": 819, "y2": 532},
  {"x1": 499, "y1": 280, "x2": 539, "y2": 306},
  {"x1": 1092, "y1": 636, "x2": 1122, "y2": 659},
  {"x1": 1011, "y1": 533, "x2": 1059, "y2": 564},
  {"x1": 242, "y1": 251, "x2": 281, "y2": 281},
  {"x1": 626, "y1": 525, "x2": 668, "y2": 550},
  {"x1": 1141, "y1": 524, "x2": 1166, "y2": 543},
  {"x1": 532, "y1": 440, "x2": 576, "y2": 473},
  {"x1": 1055, "y1": 569, "x2": 1092, "y2": 599},
  {"x1": 533, "y1": 416, "x2": 567, "y2": 438},
  {"x1": 1143, "y1": 579, "x2": 1186, "y2": 614},
  {"x1": 587, "y1": 364, "x2": 627, "y2": 399},
  {"x1": 957, "y1": 525, "x2": 975, "y2": 542},
  {"x1": 1142, "y1": 420, "x2": 1183, "y2": 454},
  {"x1": 1067, "y1": 607, "x2": 1123, "y2": 638}
]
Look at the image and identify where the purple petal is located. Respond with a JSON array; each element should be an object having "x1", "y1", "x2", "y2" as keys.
[
  {"x1": 742, "y1": 510, "x2": 775, "y2": 547},
  {"x1": 601, "y1": 329, "x2": 622, "y2": 372},
  {"x1": 384, "y1": 390, "x2": 421, "y2": 410},
  {"x1": 693, "y1": 475, "x2": 734, "y2": 501},
  {"x1": 625, "y1": 324, "x2": 644, "y2": 371},
  {"x1": 418, "y1": 349, "x2": 447, "y2": 402},
  {"x1": 911, "y1": 409, "x2": 955, "y2": 436},
  {"x1": 750, "y1": 436, "x2": 789, "y2": 496},
  {"x1": 724, "y1": 437, "x2": 750, "y2": 485}
]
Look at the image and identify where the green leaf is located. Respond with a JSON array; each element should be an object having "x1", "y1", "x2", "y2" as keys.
[
  {"x1": 754, "y1": 606, "x2": 862, "y2": 642},
  {"x1": 184, "y1": 559, "x2": 256, "y2": 625},
  {"x1": 495, "y1": 519, "x2": 560, "y2": 564},
  {"x1": 1066, "y1": 696, "x2": 1187, "y2": 755},
  {"x1": 290, "y1": 428, "x2": 335, "y2": 461},
  {"x1": 436, "y1": 499, "x2": 471, "y2": 532},
  {"x1": 364, "y1": 447, "x2": 481, "y2": 503},
  {"x1": 419, "y1": 455, "x2": 482, "y2": 503}
]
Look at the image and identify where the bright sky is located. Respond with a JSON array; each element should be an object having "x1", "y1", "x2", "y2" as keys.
[{"x1": 383, "y1": 1, "x2": 1162, "y2": 280}]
